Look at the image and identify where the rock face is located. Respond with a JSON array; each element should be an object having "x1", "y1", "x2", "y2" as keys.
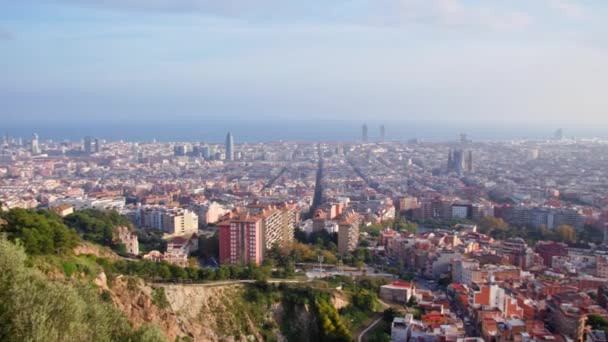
[
  {"x1": 109, "y1": 277, "x2": 183, "y2": 341},
  {"x1": 107, "y1": 280, "x2": 271, "y2": 341},
  {"x1": 93, "y1": 272, "x2": 108, "y2": 290},
  {"x1": 74, "y1": 242, "x2": 121, "y2": 261},
  {"x1": 162, "y1": 283, "x2": 267, "y2": 341},
  {"x1": 331, "y1": 291, "x2": 350, "y2": 310},
  {"x1": 105, "y1": 280, "x2": 351, "y2": 342}
]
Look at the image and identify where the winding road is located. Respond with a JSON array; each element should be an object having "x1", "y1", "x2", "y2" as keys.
[{"x1": 357, "y1": 316, "x2": 383, "y2": 342}]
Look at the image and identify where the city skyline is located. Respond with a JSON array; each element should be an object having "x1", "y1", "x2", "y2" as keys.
[{"x1": 2, "y1": 119, "x2": 605, "y2": 144}]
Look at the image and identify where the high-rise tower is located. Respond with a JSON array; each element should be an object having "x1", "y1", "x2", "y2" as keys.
[
  {"x1": 225, "y1": 132, "x2": 234, "y2": 161},
  {"x1": 84, "y1": 136, "x2": 93, "y2": 154},
  {"x1": 31, "y1": 133, "x2": 40, "y2": 155},
  {"x1": 362, "y1": 124, "x2": 368, "y2": 143},
  {"x1": 465, "y1": 151, "x2": 473, "y2": 173},
  {"x1": 380, "y1": 125, "x2": 386, "y2": 142}
]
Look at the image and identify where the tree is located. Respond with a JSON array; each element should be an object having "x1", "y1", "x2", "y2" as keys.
[
  {"x1": 198, "y1": 233, "x2": 219, "y2": 260},
  {"x1": 321, "y1": 250, "x2": 338, "y2": 265},
  {"x1": 588, "y1": 314, "x2": 608, "y2": 332},
  {"x1": 382, "y1": 308, "x2": 399, "y2": 323},
  {"x1": 1, "y1": 208, "x2": 80, "y2": 255},
  {"x1": 315, "y1": 298, "x2": 352, "y2": 342},
  {"x1": 406, "y1": 296, "x2": 418, "y2": 307},
  {"x1": 394, "y1": 217, "x2": 417, "y2": 234},
  {"x1": 556, "y1": 225, "x2": 576, "y2": 243},
  {"x1": 352, "y1": 289, "x2": 377, "y2": 312},
  {"x1": 478, "y1": 217, "x2": 508, "y2": 235},
  {"x1": 64, "y1": 209, "x2": 133, "y2": 251}
]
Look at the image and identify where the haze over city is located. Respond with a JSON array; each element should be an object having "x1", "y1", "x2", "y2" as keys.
[{"x1": 3, "y1": 2, "x2": 608, "y2": 342}]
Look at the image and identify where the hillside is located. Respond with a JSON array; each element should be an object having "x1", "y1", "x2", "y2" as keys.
[{"x1": 0, "y1": 208, "x2": 381, "y2": 341}]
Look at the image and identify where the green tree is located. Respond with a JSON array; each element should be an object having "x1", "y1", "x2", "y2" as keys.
[
  {"x1": 588, "y1": 314, "x2": 608, "y2": 332},
  {"x1": 394, "y1": 217, "x2": 418, "y2": 234},
  {"x1": 315, "y1": 298, "x2": 351, "y2": 342},
  {"x1": 1, "y1": 208, "x2": 80, "y2": 255},
  {"x1": 352, "y1": 289, "x2": 377, "y2": 312}
]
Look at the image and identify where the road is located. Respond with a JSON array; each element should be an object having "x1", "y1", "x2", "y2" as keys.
[
  {"x1": 357, "y1": 317, "x2": 383, "y2": 342},
  {"x1": 153, "y1": 278, "x2": 311, "y2": 287}
]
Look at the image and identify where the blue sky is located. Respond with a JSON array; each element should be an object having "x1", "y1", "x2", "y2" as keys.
[{"x1": 1, "y1": 0, "x2": 607, "y2": 124}]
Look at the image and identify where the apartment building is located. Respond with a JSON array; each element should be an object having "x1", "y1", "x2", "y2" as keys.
[
  {"x1": 135, "y1": 206, "x2": 199, "y2": 236},
  {"x1": 218, "y1": 213, "x2": 264, "y2": 265},
  {"x1": 338, "y1": 211, "x2": 361, "y2": 254}
]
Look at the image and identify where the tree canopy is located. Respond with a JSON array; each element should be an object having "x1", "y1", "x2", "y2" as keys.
[
  {"x1": 0, "y1": 208, "x2": 80, "y2": 255},
  {"x1": 64, "y1": 209, "x2": 133, "y2": 249}
]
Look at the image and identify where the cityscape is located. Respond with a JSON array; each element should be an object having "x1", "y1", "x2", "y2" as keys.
[
  {"x1": 2, "y1": 126, "x2": 608, "y2": 341},
  {"x1": 3, "y1": 0, "x2": 608, "y2": 341}
]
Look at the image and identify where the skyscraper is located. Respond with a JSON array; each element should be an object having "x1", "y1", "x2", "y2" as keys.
[
  {"x1": 225, "y1": 132, "x2": 234, "y2": 161},
  {"x1": 201, "y1": 145, "x2": 211, "y2": 159},
  {"x1": 362, "y1": 124, "x2": 368, "y2": 143},
  {"x1": 460, "y1": 133, "x2": 468, "y2": 144},
  {"x1": 84, "y1": 136, "x2": 92, "y2": 154},
  {"x1": 447, "y1": 149, "x2": 465, "y2": 174},
  {"x1": 380, "y1": 125, "x2": 386, "y2": 142},
  {"x1": 465, "y1": 151, "x2": 473, "y2": 173},
  {"x1": 31, "y1": 133, "x2": 40, "y2": 155},
  {"x1": 554, "y1": 128, "x2": 564, "y2": 140},
  {"x1": 94, "y1": 138, "x2": 101, "y2": 153}
]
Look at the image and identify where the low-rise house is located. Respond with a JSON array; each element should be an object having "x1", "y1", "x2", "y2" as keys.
[{"x1": 380, "y1": 281, "x2": 416, "y2": 303}]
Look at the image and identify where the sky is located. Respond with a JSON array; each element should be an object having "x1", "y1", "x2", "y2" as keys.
[{"x1": 1, "y1": 0, "x2": 608, "y2": 125}]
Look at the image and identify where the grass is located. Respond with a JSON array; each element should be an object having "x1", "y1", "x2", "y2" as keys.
[
  {"x1": 151, "y1": 286, "x2": 169, "y2": 309},
  {"x1": 30, "y1": 253, "x2": 105, "y2": 280}
]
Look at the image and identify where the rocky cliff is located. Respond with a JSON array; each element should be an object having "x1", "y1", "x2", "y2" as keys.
[{"x1": 101, "y1": 277, "x2": 351, "y2": 342}]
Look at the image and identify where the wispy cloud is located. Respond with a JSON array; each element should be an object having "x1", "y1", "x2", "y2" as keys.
[
  {"x1": 24, "y1": 0, "x2": 534, "y2": 32},
  {"x1": 377, "y1": 0, "x2": 533, "y2": 31},
  {"x1": 545, "y1": 0, "x2": 588, "y2": 20}
]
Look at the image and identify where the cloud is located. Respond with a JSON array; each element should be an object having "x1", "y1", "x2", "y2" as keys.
[
  {"x1": 26, "y1": 0, "x2": 533, "y2": 31},
  {"x1": 32, "y1": 0, "x2": 317, "y2": 16},
  {"x1": 365, "y1": 0, "x2": 533, "y2": 31},
  {"x1": 545, "y1": 0, "x2": 587, "y2": 20}
]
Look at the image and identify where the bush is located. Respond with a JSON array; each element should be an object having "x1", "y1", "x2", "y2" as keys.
[
  {"x1": 151, "y1": 287, "x2": 170, "y2": 309},
  {"x1": 61, "y1": 261, "x2": 77, "y2": 277}
]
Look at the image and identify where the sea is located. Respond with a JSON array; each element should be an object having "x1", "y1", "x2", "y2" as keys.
[{"x1": 1, "y1": 119, "x2": 605, "y2": 143}]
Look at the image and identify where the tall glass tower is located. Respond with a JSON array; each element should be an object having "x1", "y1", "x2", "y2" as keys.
[
  {"x1": 225, "y1": 132, "x2": 234, "y2": 161},
  {"x1": 362, "y1": 124, "x2": 368, "y2": 143}
]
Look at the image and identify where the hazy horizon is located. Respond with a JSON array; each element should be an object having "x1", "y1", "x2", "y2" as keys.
[
  {"x1": 2, "y1": 119, "x2": 605, "y2": 143},
  {"x1": 2, "y1": 1, "x2": 608, "y2": 125}
]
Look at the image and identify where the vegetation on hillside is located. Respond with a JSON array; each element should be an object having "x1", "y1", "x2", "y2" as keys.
[
  {"x1": 0, "y1": 236, "x2": 166, "y2": 342},
  {"x1": 64, "y1": 209, "x2": 133, "y2": 252},
  {"x1": 0, "y1": 208, "x2": 136, "y2": 255},
  {"x1": 0, "y1": 207, "x2": 382, "y2": 341},
  {"x1": 0, "y1": 208, "x2": 80, "y2": 255}
]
